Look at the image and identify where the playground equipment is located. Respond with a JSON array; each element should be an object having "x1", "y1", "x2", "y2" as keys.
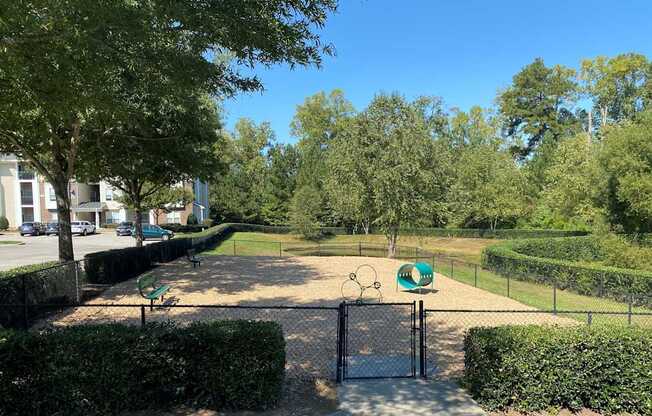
[
  {"x1": 341, "y1": 264, "x2": 383, "y2": 303},
  {"x1": 396, "y1": 262, "x2": 435, "y2": 291}
]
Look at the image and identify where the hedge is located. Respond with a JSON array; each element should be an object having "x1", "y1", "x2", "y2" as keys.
[
  {"x1": 210, "y1": 223, "x2": 588, "y2": 239},
  {"x1": 464, "y1": 325, "x2": 652, "y2": 415},
  {"x1": 160, "y1": 223, "x2": 207, "y2": 233},
  {"x1": 482, "y1": 238, "x2": 652, "y2": 307},
  {"x1": 0, "y1": 261, "x2": 77, "y2": 328},
  {"x1": 0, "y1": 321, "x2": 286, "y2": 415}
]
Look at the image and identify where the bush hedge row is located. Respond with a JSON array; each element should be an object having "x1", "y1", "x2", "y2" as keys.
[
  {"x1": 0, "y1": 321, "x2": 285, "y2": 415},
  {"x1": 482, "y1": 237, "x2": 652, "y2": 307},
  {"x1": 160, "y1": 223, "x2": 208, "y2": 233},
  {"x1": 464, "y1": 325, "x2": 652, "y2": 415}
]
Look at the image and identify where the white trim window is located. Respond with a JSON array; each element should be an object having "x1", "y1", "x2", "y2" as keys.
[
  {"x1": 105, "y1": 188, "x2": 113, "y2": 201},
  {"x1": 49, "y1": 187, "x2": 56, "y2": 202},
  {"x1": 166, "y1": 211, "x2": 181, "y2": 224}
]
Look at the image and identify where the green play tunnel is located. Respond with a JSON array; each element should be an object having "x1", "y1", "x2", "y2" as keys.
[{"x1": 396, "y1": 262, "x2": 434, "y2": 290}]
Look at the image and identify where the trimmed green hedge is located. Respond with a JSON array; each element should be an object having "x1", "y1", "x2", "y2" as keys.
[
  {"x1": 0, "y1": 321, "x2": 285, "y2": 415},
  {"x1": 396, "y1": 228, "x2": 589, "y2": 239},
  {"x1": 482, "y1": 237, "x2": 652, "y2": 307},
  {"x1": 464, "y1": 325, "x2": 652, "y2": 415},
  {"x1": 216, "y1": 223, "x2": 588, "y2": 239},
  {"x1": 160, "y1": 223, "x2": 207, "y2": 233}
]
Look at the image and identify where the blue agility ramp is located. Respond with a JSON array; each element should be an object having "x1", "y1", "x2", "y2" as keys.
[{"x1": 396, "y1": 262, "x2": 435, "y2": 291}]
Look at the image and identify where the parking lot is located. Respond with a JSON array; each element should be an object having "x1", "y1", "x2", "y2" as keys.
[{"x1": 0, "y1": 231, "x2": 157, "y2": 271}]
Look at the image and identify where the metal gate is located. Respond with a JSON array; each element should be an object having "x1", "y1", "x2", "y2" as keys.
[{"x1": 337, "y1": 302, "x2": 417, "y2": 380}]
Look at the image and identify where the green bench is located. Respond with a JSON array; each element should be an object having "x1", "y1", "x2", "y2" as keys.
[
  {"x1": 137, "y1": 274, "x2": 171, "y2": 310},
  {"x1": 186, "y1": 249, "x2": 204, "y2": 268}
]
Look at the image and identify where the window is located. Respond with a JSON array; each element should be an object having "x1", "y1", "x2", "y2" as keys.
[
  {"x1": 21, "y1": 207, "x2": 34, "y2": 222},
  {"x1": 49, "y1": 187, "x2": 56, "y2": 202},
  {"x1": 20, "y1": 183, "x2": 33, "y2": 205},
  {"x1": 17, "y1": 163, "x2": 35, "y2": 180},
  {"x1": 105, "y1": 188, "x2": 113, "y2": 201},
  {"x1": 166, "y1": 211, "x2": 181, "y2": 224}
]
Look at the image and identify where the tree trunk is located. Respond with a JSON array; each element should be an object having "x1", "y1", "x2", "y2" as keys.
[
  {"x1": 362, "y1": 218, "x2": 370, "y2": 235},
  {"x1": 53, "y1": 179, "x2": 74, "y2": 262},
  {"x1": 134, "y1": 202, "x2": 144, "y2": 247},
  {"x1": 587, "y1": 110, "x2": 593, "y2": 143},
  {"x1": 386, "y1": 226, "x2": 398, "y2": 258}
]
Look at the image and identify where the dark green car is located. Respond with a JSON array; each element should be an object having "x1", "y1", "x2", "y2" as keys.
[{"x1": 131, "y1": 224, "x2": 174, "y2": 241}]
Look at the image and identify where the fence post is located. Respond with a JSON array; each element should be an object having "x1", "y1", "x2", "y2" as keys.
[
  {"x1": 336, "y1": 302, "x2": 345, "y2": 383},
  {"x1": 279, "y1": 242, "x2": 282, "y2": 257},
  {"x1": 587, "y1": 311, "x2": 593, "y2": 326},
  {"x1": 419, "y1": 300, "x2": 425, "y2": 379},
  {"x1": 507, "y1": 274, "x2": 510, "y2": 298},
  {"x1": 474, "y1": 264, "x2": 478, "y2": 287},
  {"x1": 415, "y1": 247, "x2": 418, "y2": 260},
  {"x1": 233, "y1": 240, "x2": 236, "y2": 256},
  {"x1": 359, "y1": 242, "x2": 362, "y2": 257},
  {"x1": 74, "y1": 262, "x2": 80, "y2": 304},
  {"x1": 22, "y1": 274, "x2": 29, "y2": 330},
  {"x1": 553, "y1": 280, "x2": 557, "y2": 315},
  {"x1": 450, "y1": 260, "x2": 454, "y2": 278},
  {"x1": 141, "y1": 306, "x2": 146, "y2": 326},
  {"x1": 628, "y1": 293, "x2": 633, "y2": 326}
]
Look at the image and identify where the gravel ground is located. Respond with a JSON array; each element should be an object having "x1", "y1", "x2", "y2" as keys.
[{"x1": 40, "y1": 255, "x2": 577, "y2": 380}]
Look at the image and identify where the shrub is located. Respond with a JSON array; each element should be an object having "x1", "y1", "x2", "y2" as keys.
[
  {"x1": 0, "y1": 261, "x2": 72, "y2": 328},
  {"x1": 202, "y1": 218, "x2": 214, "y2": 227},
  {"x1": 0, "y1": 216, "x2": 8, "y2": 231},
  {"x1": 0, "y1": 321, "x2": 285, "y2": 415},
  {"x1": 482, "y1": 237, "x2": 652, "y2": 307},
  {"x1": 394, "y1": 227, "x2": 589, "y2": 239},
  {"x1": 160, "y1": 223, "x2": 206, "y2": 233},
  {"x1": 187, "y1": 213, "x2": 198, "y2": 225},
  {"x1": 463, "y1": 325, "x2": 652, "y2": 415}
]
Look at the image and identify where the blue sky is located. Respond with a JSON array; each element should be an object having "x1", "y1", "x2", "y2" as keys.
[{"x1": 223, "y1": 0, "x2": 652, "y2": 143}]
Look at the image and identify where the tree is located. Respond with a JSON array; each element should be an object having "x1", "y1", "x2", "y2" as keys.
[
  {"x1": 498, "y1": 58, "x2": 580, "y2": 157},
  {"x1": 348, "y1": 94, "x2": 449, "y2": 257},
  {"x1": 291, "y1": 89, "x2": 355, "y2": 224},
  {"x1": 598, "y1": 111, "x2": 652, "y2": 233},
  {"x1": 448, "y1": 106, "x2": 502, "y2": 149},
  {"x1": 581, "y1": 53, "x2": 651, "y2": 132},
  {"x1": 146, "y1": 187, "x2": 194, "y2": 225},
  {"x1": 0, "y1": 0, "x2": 338, "y2": 261},
  {"x1": 261, "y1": 143, "x2": 299, "y2": 225},
  {"x1": 80, "y1": 95, "x2": 223, "y2": 246},
  {"x1": 289, "y1": 185, "x2": 323, "y2": 239},
  {"x1": 537, "y1": 134, "x2": 602, "y2": 229},
  {"x1": 325, "y1": 115, "x2": 376, "y2": 233},
  {"x1": 451, "y1": 145, "x2": 526, "y2": 230},
  {"x1": 210, "y1": 118, "x2": 273, "y2": 224}
]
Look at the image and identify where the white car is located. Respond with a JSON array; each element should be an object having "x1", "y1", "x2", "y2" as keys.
[{"x1": 71, "y1": 221, "x2": 96, "y2": 236}]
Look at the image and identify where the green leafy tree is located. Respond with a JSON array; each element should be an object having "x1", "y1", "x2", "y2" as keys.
[
  {"x1": 289, "y1": 185, "x2": 323, "y2": 239},
  {"x1": 535, "y1": 134, "x2": 602, "y2": 229},
  {"x1": 325, "y1": 115, "x2": 376, "y2": 233},
  {"x1": 0, "y1": 0, "x2": 337, "y2": 261},
  {"x1": 581, "y1": 53, "x2": 652, "y2": 132},
  {"x1": 598, "y1": 111, "x2": 652, "y2": 232},
  {"x1": 210, "y1": 118, "x2": 273, "y2": 223},
  {"x1": 358, "y1": 94, "x2": 449, "y2": 256},
  {"x1": 451, "y1": 145, "x2": 526, "y2": 230},
  {"x1": 448, "y1": 106, "x2": 503, "y2": 148},
  {"x1": 81, "y1": 95, "x2": 223, "y2": 246},
  {"x1": 261, "y1": 144, "x2": 299, "y2": 225},
  {"x1": 291, "y1": 89, "x2": 355, "y2": 224},
  {"x1": 498, "y1": 58, "x2": 580, "y2": 157}
]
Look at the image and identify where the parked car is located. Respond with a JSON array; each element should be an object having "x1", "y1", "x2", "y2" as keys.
[
  {"x1": 71, "y1": 221, "x2": 96, "y2": 236},
  {"x1": 19, "y1": 222, "x2": 46, "y2": 236},
  {"x1": 45, "y1": 222, "x2": 59, "y2": 236},
  {"x1": 132, "y1": 224, "x2": 174, "y2": 241},
  {"x1": 115, "y1": 221, "x2": 133, "y2": 236}
]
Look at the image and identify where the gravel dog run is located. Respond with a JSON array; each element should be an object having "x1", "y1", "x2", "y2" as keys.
[{"x1": 42, "y1": 255, "x2": 576, "y2": 380}]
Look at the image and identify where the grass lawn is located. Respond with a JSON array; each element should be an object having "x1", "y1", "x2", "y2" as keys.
[
  {"x1": 0, "y1": 241, "x2": 23, "y2": 245},
  {"x1": 206, "y1": 232, "x2": 652, "y2": 325},
  {"x1": 205, "y1": 232, "x2": 495, "y2": 262}
]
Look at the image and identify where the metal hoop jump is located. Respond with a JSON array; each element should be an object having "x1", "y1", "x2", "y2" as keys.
[
  {"x1": 341, "y1": 264, "x2": 383, "y2": 303},
  {"x1": 396, "y1": 262, "x2": 435, "y2": 291}
]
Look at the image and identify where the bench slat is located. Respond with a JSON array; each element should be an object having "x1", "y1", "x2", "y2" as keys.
[{"x1": 145, "y1": 285, "x2": 170, "y2": 300}]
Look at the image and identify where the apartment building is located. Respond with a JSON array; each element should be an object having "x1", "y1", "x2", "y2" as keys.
[{"x1": 0, "y1": 155, "x2": 210, "y2": 228}]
